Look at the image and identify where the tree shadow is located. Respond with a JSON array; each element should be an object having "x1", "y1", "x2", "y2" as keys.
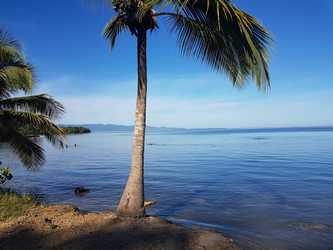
[{"x1": 0, "y1": 217, "x2": 191, "y2": 250}]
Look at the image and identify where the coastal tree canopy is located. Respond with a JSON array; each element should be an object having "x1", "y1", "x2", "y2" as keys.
[
  {"x1": 104, "y1": 0, "x2": 271, "y2": 89},
  {"x1": 0, "y1": 30, "x2": 65, "y2": 168}
]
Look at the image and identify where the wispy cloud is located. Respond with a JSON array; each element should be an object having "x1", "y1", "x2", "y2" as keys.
[
  {"x1": 34, "y1": 75, "x2": 333, "y2": 128},
  {"x1": 58, "y1": 94, "x2": 333, "y2": 128}
]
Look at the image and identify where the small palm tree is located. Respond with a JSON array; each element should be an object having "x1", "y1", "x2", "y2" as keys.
[
  {"x1": 0, "y1": 29, "x2": 65, "y2": 168},
  {"x1": 103, "y1": 0, "x2": 272, "y2": 217}
]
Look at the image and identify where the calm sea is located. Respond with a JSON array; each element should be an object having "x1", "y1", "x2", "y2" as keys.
[{"x1": 1, "y1": 129, "x2": 333, "y2": 249}]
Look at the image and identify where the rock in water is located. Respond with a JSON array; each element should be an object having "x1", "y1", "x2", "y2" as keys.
[{"x1": 74, "y1": 187, "x2": 90, "y2": 196}]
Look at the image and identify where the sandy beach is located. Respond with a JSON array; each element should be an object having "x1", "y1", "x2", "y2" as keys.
[{"x1": 0, "y1": 204, "x2": 238, "y2": 250}]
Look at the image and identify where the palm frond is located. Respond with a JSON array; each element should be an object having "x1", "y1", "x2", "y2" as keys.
[
  {"x1": 137, "y1": 0, "x2": 165, "y2": 19},
  {"x1": 0, "y1": 28, "x2": 65, "y2": 168},
  {"x1": 104, "y1": 15, "x2": 128, "y2": 50},
  {"x1": 0, "y1": 30, "x2": 23, "y2": 67},
  {"x1": 0, "y1": 29, "x2": 21, "y2": 50},
  {"x1": 169, "y1": 14, "x2": 244, "y2": 84},
  {"x1": 0, "y1": 125, "x2": 44, "y2": 168},
  {"x1": 159, "y1": 0, "x2": 272, "y2": 89},
  {"x1": 0, "y1": 64, "x2": 34, "y2": 97},
  {"x1": 0, "y1": 94, "x2": 64, "y2": 119},
  {"x1": 0, "y1": 110, "x2": 65, "y2": 148},
  {"x1": 0, "y1": 29, "x2": 34, "y2": 97}
]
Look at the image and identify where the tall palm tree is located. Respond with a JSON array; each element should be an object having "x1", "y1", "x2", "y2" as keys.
[
  {"x1": 103, "y1": 0, "x2": 272, "y2": 217},
  {"x1": 0, "y1": 29, "x2": 65, "y2": 168}
]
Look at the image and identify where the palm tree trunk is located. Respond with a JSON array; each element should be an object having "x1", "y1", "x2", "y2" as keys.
[{"x1": 117, "y1": 29, "x2": 147, "y2": 217}]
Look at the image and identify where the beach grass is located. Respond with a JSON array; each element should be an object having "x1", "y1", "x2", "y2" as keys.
[{"x1": 0, "y1": 189, "x2": 37, "y2": 221}]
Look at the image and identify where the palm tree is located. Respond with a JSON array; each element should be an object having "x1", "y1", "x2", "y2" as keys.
[
  {"x1": 103, "y1": 0, "x2": 272, "y2": 217},
  {"x1": 0, "y1": 29, "x2": 65, "y2": 168}
]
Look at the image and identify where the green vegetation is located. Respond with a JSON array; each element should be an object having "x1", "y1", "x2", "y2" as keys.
[
  {"x1": 61, "y1": 126, "x2": 91, "y2": 134},
  {"x1": 0, "y1": 166, "x2": 13, "y2": 184},
  {"x1": 103, "y1": 0, "x2": 272, "y2": 217},
  {"x1": 18, "y1": 126, "x2": 90, "y2": 136},
  {"x1": 0, "y1": 189, "x2": 37, "y2": 221},
  {"x1": 0, "y1": 29, "x2": 65, "y2": 168}
]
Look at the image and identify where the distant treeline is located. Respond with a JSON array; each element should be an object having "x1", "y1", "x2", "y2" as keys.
[
  {"x1": 17, "y1": 126, "x2": 91, "y2": 136},
  {"x1": 61, "y1": 126, "x2": 91, "y2": 134}
]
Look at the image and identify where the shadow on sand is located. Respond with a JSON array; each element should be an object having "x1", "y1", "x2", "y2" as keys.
[{"x1": 0, "y1": 205, "x2": 237, "y2": 250}]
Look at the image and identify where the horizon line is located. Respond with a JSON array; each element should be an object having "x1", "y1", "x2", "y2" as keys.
[{"x1": 60, "y1": 123, "x2": 333, "y2": 130}]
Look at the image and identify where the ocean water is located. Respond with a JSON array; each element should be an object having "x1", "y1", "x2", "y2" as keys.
[{"x1": 1, "y1": 130, "x2": 333, "y2": 249}]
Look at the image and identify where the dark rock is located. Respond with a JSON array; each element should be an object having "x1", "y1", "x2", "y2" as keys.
[{"x1": 74, "y1": 187, "x2": 90, "y2": 196}]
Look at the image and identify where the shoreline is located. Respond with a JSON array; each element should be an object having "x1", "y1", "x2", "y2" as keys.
[{"x1": 0, "y1": 204, "x2": 238, "y2": 250}]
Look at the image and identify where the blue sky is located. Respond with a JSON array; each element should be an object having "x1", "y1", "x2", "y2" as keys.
[{"x1": 2, "y1": 0, "x2": 333, "y2": 128}]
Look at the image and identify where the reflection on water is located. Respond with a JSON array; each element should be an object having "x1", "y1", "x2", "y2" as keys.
[{"x1": 1, "y1": 131, "x2": 333, "y2": 249}]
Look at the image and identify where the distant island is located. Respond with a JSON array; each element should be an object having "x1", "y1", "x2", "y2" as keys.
[
  {"x1": 61, "y1": 126, "x2": 91, "y2": 134},
  {"x1": 19, "y1": 126, "x2": 91, "y2": 136}
]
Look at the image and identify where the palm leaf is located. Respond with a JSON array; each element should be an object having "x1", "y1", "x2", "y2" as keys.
[
  {"x1": 162, "y1": 0, "x2": 271, "y2": 89},
  {"x1": 0, "y1": 30, "x2": 24, "y2": 67},
  {"x1": 0, "y1": 94, "x2": 64, "y2": 119},
  {"x1": 0, "y1": 30, "x2": 20, "y2": 50},
  {"x1": 0, "y1": 125, "x2": 44, "y2": 167},
  {"x1": 0, "y1": 29, "x2": 34, "y2": 97},
  {"x1": 0, "y1": 28, "x2": 65, "y2": 168},
  {"x1": 104, "y1": 15, "x2": 128, "y2": 50},
  {"x1": 0, "y1": 110, "x2": 65, "y2": 148},
  {"x1": 0, "y1": 64, "x2": 34, "y2": 97}
]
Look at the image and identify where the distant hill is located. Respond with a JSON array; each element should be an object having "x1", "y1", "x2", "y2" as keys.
[
  {"x1": 77, "y1": 124, "x2": 189, "y2": 133},
  {"x1": 61, "y1": 124, "x2": 333, "y2": 135},
  {"x1": 83, "y1": 124, "x2": 133, "y2": 132},
  {"x1": 61, "y1": 126, "x2": 91, "y2": 134}
]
